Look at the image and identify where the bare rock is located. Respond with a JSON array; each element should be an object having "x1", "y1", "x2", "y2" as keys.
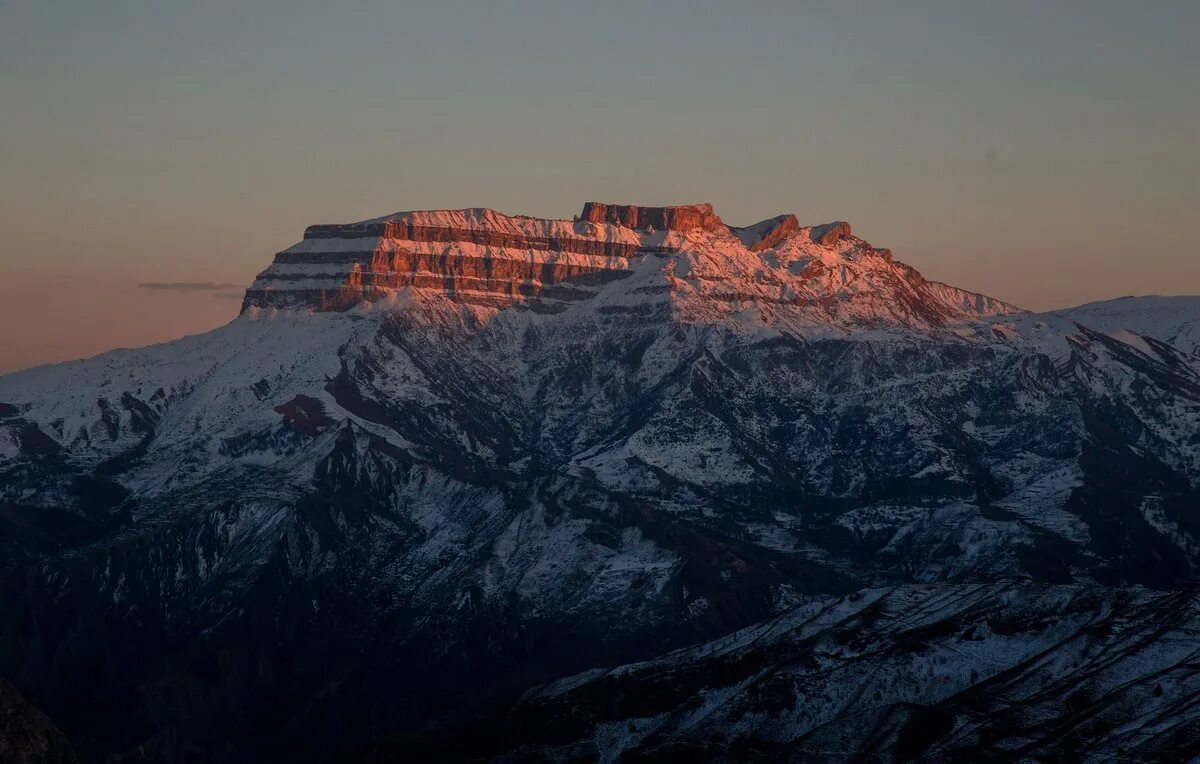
[
  {"x1": 811, "y1": 221, "x2": 852, "y2": 247},
  {"x1": 733, "y1": 214, "x2": 800, "y2": 252},
  {"x1": 578, "y1": 202, "x2": 724, "y2": 231}
]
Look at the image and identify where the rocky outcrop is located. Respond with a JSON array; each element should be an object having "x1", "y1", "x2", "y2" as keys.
[
  {"x1": 273, "y1": 394, "x2": 336, "y2": 436},
  {"x1": 811, "y1": 220, "x2": 852, "y2": 246},
  {"x1": 302, "y1": 222, "x2": 672, "y2": 260},
  {"x1": 241, "y1": 203, "x2": 1018, "y2": 324},
  {"x1": 244, "y1": 253, "x2": 635, "y2": 312},
  {"x1": 578, "y1": 202, "x2": 724, "y2": 231},
  {"x1": 732, "y1": 214, "x2": 800, "y2": 252}
]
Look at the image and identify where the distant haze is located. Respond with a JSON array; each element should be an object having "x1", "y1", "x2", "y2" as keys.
[{"x1": 1, "y1": 1, "x2": 1197, "y2": 373}]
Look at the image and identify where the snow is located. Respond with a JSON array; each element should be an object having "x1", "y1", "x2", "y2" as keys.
[
  {"x1": 246, "y1": 204, "x2": 1024, "y2": 337},
  {"x1": 1062, "y1": 295, "x2": 1200, "y2": 356},
  {"x1": 1108, "y1": 328, "x2": 1156, "y2": 356},
  {"x1": 1, "y1": 204, "x2": 1196, "y2": 627},
  {"x1": 0, "y1": 307, "x2": 367, "y2": 493},
  {"x1": 0, "y1": 429, "x2": 18, "y2": 459},
  {"x1": 522, "y1": 582, "x2": 1200, "y2": 760}
]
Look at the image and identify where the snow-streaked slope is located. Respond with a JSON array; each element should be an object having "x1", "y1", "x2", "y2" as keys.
[
  {"x1": 0, "y1": 202, "x2": 1197, "y2": 762},
  {"x1": 1061, "y1": 295, "x2": 1200, "y2": 356},
  {"x1": 0, "y1": 307, "x2": 367, "y2": 492},
  {"x1": 487, "y1": 583, "x2": 1200, "y2": 763}
]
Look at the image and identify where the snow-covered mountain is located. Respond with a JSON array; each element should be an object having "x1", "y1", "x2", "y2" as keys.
[
  {"x1": 0, "y1": 202, "x2": 1197, "y2": 762},
  {"x1": 1059, "y1": 295, "x2": 1200, "y2": 357},
  {"x1": 483, "y1": 583, "x2": 1200, "y2": 762}
]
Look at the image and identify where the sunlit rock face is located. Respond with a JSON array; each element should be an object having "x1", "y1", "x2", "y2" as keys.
[
  {"x1": 243, "y1": 202, "x2": 1016, "y2": 325},
  {"x1": 577, "y1": 200, "x2": 726, "y2": 231},
  {"x1": 733, "y1": 212, "x2": 800, "y2": 252},
  {"x1": 810, "y1": 219, "x2": 853, "y2": 246},
  {"x1": 243, "y1": 205, "x2": 669, "y2": 312}
]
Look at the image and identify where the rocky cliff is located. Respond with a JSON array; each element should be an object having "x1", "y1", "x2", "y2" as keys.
[
  {"x1": 243, "y1": 202, "x2": 1016, "y2": 327},
  {"x1": 577, "y1": 201, "x2": 725, "y2": 231}
]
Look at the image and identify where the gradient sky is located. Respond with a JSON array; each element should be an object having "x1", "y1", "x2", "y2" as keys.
[{"x1": 1, "y1": 1, "x2": 1197, "y2": 373}]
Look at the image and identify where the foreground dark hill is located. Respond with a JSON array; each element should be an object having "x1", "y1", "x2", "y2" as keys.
[
  {"x1": 450, "y1": 583, "x2": 1200, "y2": 762},
  {"x1": 0, "y1": 203, "x2": 1197, "y2": 762}
]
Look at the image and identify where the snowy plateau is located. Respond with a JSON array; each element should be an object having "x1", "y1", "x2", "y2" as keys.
[{"x1": 1, "y1": 202, "x2": 1198, "y2": 762}]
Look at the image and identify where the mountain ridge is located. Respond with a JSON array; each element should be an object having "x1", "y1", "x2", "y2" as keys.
[
  {"x1": 0, "y1": 202, "x2": 1197, "y2": 762},
  {"x1": 242, "y1": 202, "x2": 1019, "y2": 327}
]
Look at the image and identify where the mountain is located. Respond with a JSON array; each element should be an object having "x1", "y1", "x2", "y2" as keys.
[
  {"x1": 463, "y1": 583, "x2": 1200, "y2": 762},
  {"x1": 0, "y1": 202, "x2": 1196, "y2": 762},
  {"x1": 1059, "y1": 296, "x2": 1200, "y2": 357}
]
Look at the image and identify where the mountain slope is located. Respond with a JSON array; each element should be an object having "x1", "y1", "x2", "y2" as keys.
[
  {"x1": 463, "y1": 583, "x2": 1200, "y2": 763},
  {"x1": 0, "y1": 202, "x2": 1196, "y2": 762},
  {"x1": 1059, "y1": 295, "x2": 1200, "y2": 356}
]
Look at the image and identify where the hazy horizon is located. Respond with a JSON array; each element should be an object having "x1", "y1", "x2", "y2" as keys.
[{"x1": 2, "y1": 1, "x2": 1197, "y2": 373}]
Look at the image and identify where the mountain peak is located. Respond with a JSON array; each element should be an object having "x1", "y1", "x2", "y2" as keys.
[
  {"x1": 242, "y1": 202, "x2": 1016, "y2": 327},
  {"x1": 578, "y1": 201, "x2": 724, "y2": 231}
]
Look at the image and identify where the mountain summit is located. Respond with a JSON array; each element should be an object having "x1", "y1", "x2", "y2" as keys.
[
  {"x1": 244, "y1": 202, "x2": 1017, "y2": 327},
  {"x1": 0, "y1": 202, "x2": 1197, "y2": 762}
]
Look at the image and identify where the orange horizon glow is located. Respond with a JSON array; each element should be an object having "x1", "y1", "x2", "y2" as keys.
[{"x1": 2, "y1": 3, "x2": 1196, "y2": 373}]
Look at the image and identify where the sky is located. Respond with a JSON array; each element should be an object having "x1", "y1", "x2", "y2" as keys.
[{"x1": 1, "y1": 1, "x2": 1197, "y2": 373}]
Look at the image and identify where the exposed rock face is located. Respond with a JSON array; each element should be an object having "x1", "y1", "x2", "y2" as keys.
[
  {"x1": 303, "y1": 220, "x2": 657, "y2": 259},
  {"x1": 242, "y1": 207, "x2": 682, "y2": 313},
  {"x1": 273, "y1": 394, "x2": 336, "y2": 436},
  {"x1": 243, "y1": 251, "x2": 635, "y2": 313},
  {"x1": 242, "y1": 203, "x2": 1016, "y2": 327},
  {"x1": 811, "y1": 220, "x2": 852, "y2": 246},
  {"x1": 578, "y1": 201, "x2": 724, "y2": 231},
  {"x1": 732, "y1": 213, "x2": 800, "y2": 252}
]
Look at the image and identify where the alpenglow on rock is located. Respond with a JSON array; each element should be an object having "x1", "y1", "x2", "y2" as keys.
[
  {"x1": 243, "y1": 202, "x2": 1015, "y2": 323},
  {"x1": 1, "y1": 201, "x2": 1198, "y2": 763}
]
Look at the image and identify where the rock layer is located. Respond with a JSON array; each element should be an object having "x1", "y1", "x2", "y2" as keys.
[
  {"x1": 578, "y1": 201, "x2": 724, "y2": 231},
  {"x1": 242, "y1": 203, "x2": 1017, "y2": 326},
  {"x1": 732, "y1": 213, "x2": 800, "y2": 252},
  {"x1": 811, "y1": 220, "x2": 852, "y2": 246}
]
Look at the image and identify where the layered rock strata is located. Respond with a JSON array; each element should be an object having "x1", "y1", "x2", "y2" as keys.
[
  {"x1": 243, "y1": 206, "x2": 673, "y2": 312},
  {"x1": 578, "y1": 201, "x2": 725, "y2": 231},
  {"x1": 242, "y1": 202, "x2": 1016, "y2": 326}
]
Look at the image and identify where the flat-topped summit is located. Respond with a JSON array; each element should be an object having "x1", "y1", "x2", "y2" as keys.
[
  {"x1": 243, "y1": 201, "x2": 1018, "y2": 326},
  {"x1": 578, "y1": 201, "x2": 724, "y2": 231}
]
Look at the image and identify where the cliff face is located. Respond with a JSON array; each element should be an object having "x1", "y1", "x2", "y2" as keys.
[
  {"x1": 577, "y1": 201, "x2": 724, "y2": 231},
  {"x1": 733, "y1": 213, "x2": 799, "y2": 252},
  {"x1": 242, "y1": 206, "x2": 670, "y2": 313},
  {"x1": 811, "y1": 220, "x2": 853, "y2": 246},
  {"x1": 242, "y1": 202, "x2": 1017, "y2": 326}
]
